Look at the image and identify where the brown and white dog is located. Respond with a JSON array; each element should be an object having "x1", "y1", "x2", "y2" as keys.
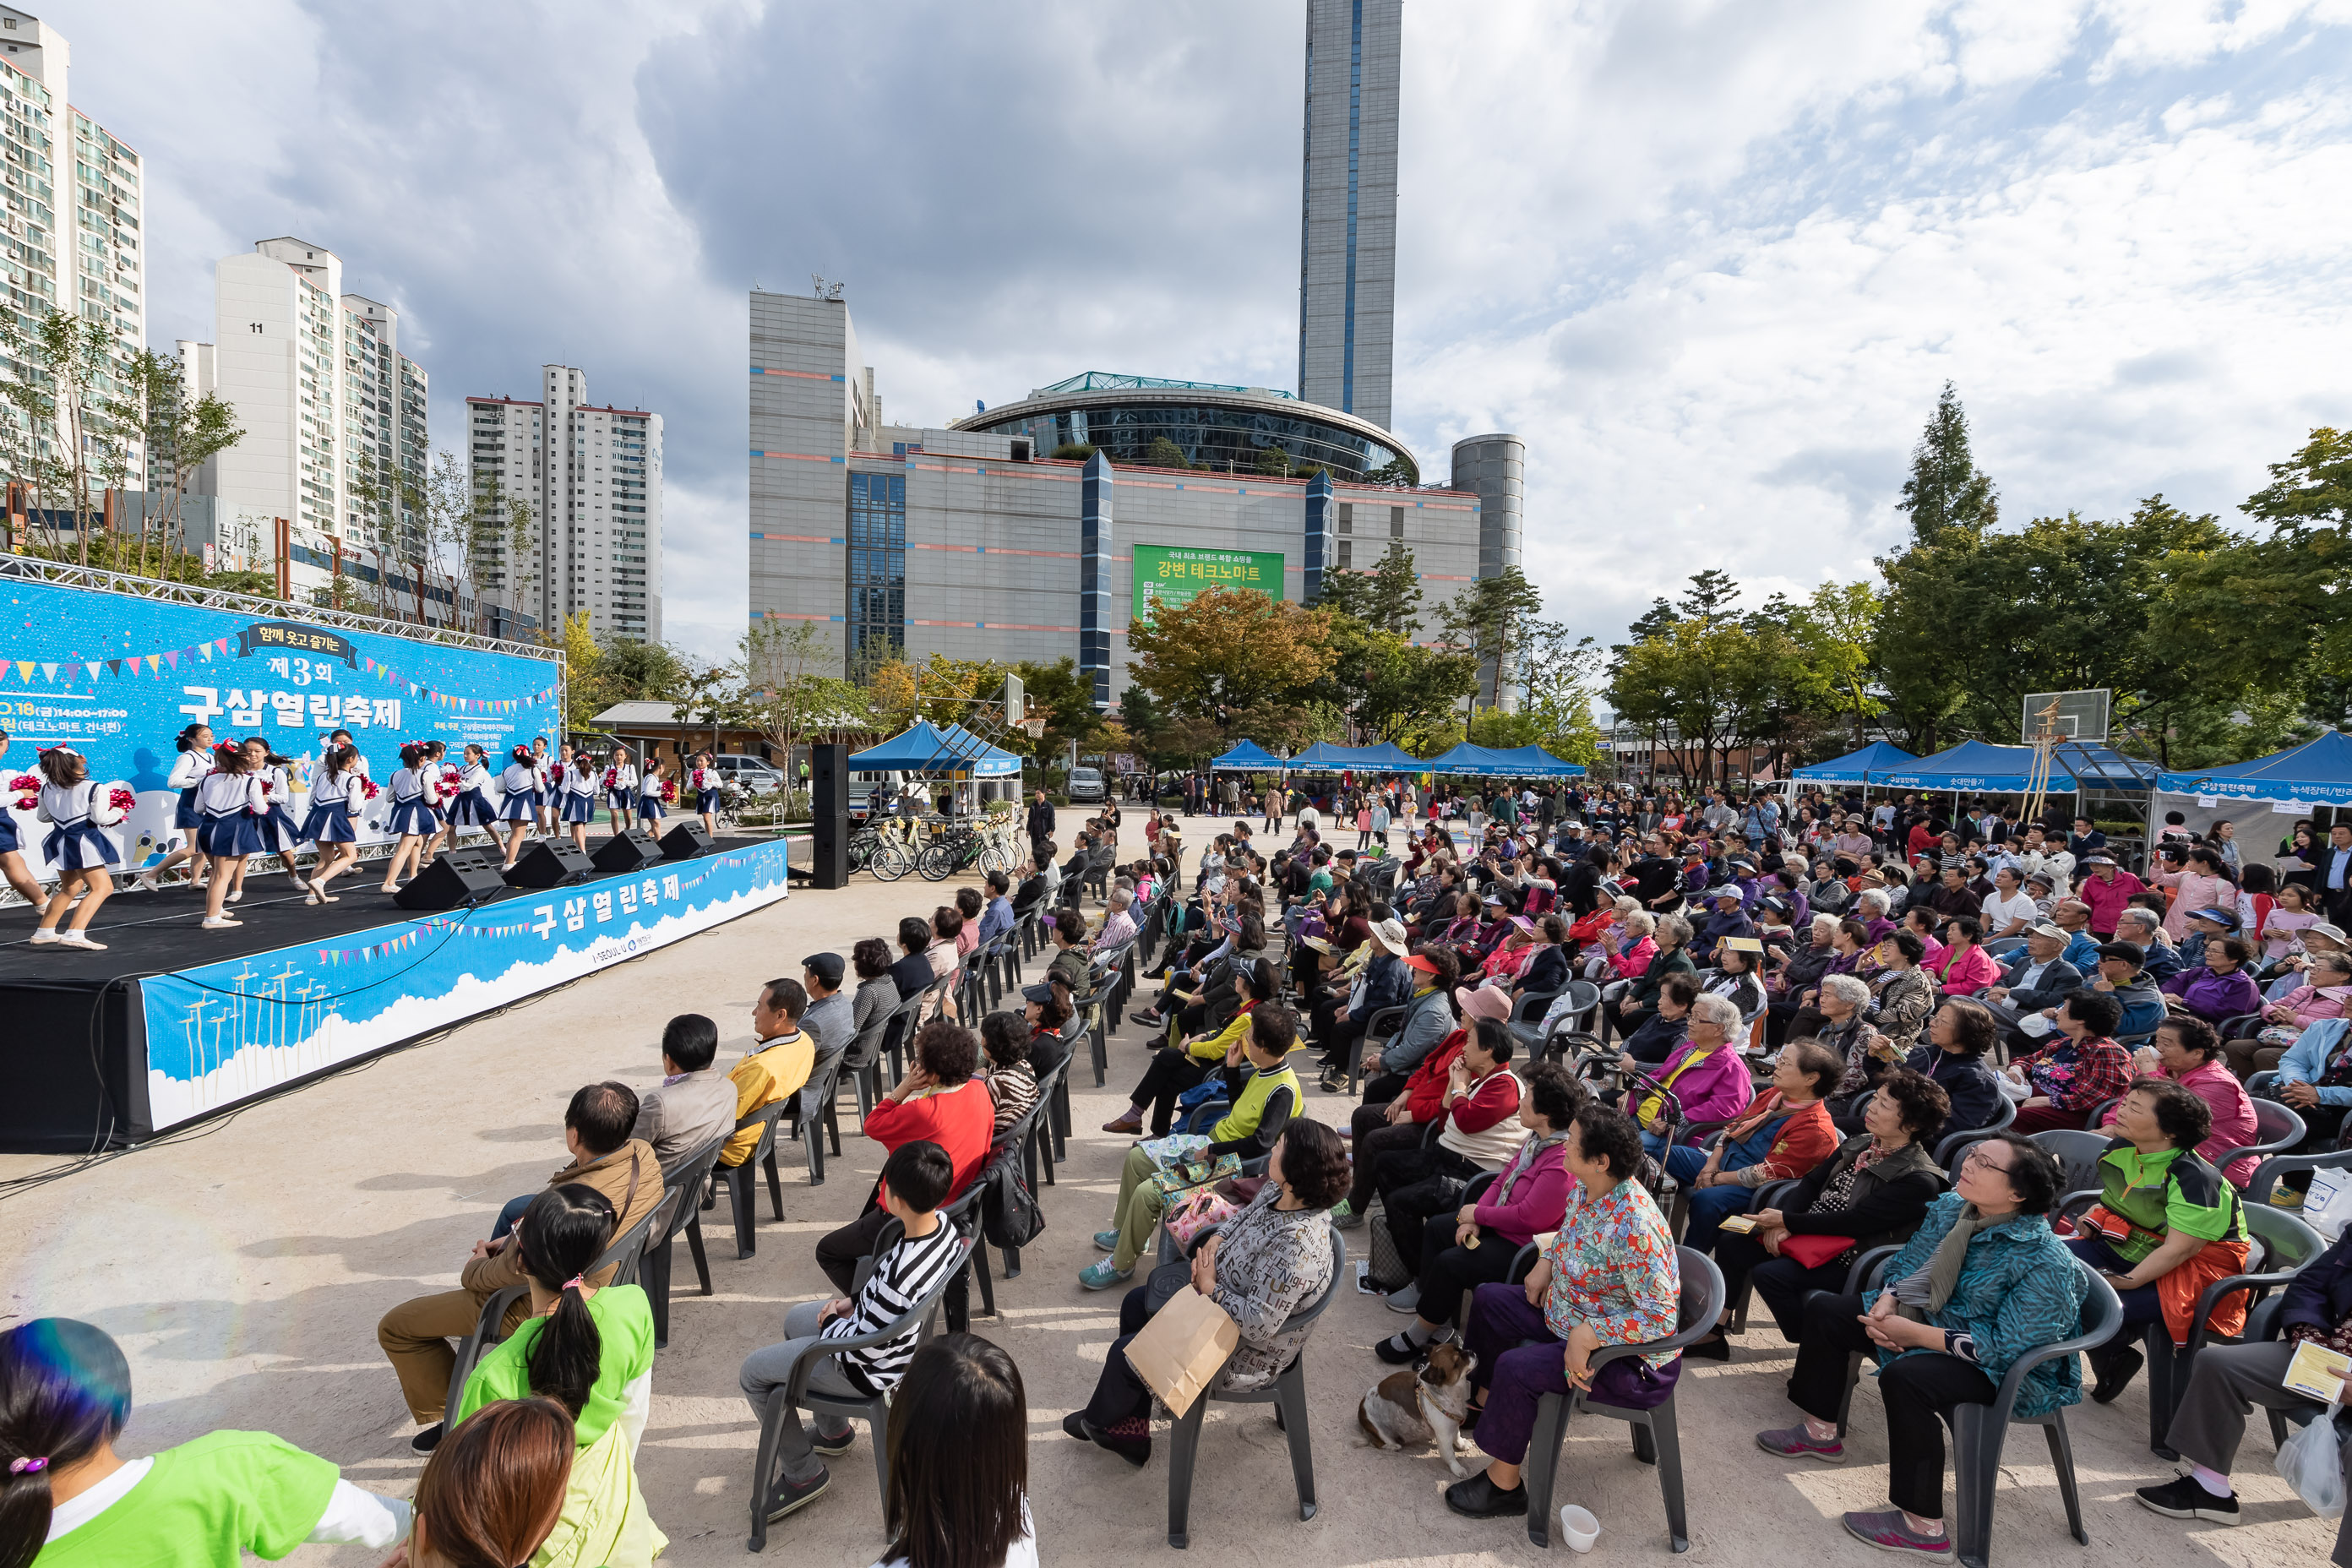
[{"x1": 1357, "y1": 1340, "x2": 1481, "y2": 1476}]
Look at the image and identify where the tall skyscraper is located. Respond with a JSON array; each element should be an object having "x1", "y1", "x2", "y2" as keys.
[
  {"x1": 469, "y1": 367, "x2": 662, "y2": 642},
  {"x1": 179, "y1": 238, "x2": 428, "y2": 555},
  {"x1": 0, "y1": 6, "x2": 147, "y2": 480},
  {"x1": 1298, "y1": 0, "x2": 1399, "y2": 433}
]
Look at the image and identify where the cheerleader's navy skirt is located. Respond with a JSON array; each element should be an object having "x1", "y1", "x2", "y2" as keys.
[{"x1": 197, "y1": 813, "x2": 265, "y2": 858}]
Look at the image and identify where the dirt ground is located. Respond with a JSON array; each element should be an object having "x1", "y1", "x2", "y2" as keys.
[{"x1": 0, "y1": 810, "x2": 2341, "y2": 1566}]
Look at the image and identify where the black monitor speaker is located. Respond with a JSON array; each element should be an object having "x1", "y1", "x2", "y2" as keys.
[
  {"x1": 591, "y1": 828, "x2": 666, "y2": 874},
  {"x1": 394, "y1": 845, "x2": 510, "y2": 910},
  {"x1": 658, "y1": 820, "x2": 714, "y2": 861},
  {"x1": 505, "y1": 839, "x2": 596, "y2": 889},
  {"x1": 810, "y1": 743, "x2": 850, "y2": 890}
]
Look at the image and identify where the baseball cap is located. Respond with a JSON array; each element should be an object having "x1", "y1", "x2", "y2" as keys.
[
  {"x1": 1712, "y1": 885, "x2": 1744, "y2": 902},
  {"x1": 2025, "y1": 922, "x2": 2068, "y2": 941},
  {"x1": 802, "y1": 951, "x2": 845, "y2": 986},
  {"x1": 1455, "y1": 984, "x2": 1512, "y2": 1021},
  {"x1": 2096, "y1": 940, "x2": 2146, "y2": 967}
]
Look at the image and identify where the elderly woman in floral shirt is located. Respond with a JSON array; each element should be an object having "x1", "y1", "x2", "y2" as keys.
[{"x1": 1448, "y1": 1104, "x2": 1683, "y2": 1520}]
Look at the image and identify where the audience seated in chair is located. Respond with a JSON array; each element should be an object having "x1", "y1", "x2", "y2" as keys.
[
  {"x1": 814, "y1": 1019, "x2": 995, "y2": 1296},
  {"x1": 377, "y1": 1081, "x2": 660, "y2": 1451},
  {"x1": 453, "y1": 1184, "x2": 664, "y2": 1565},
  {"x1": 629, "y1": 1014, "x2": 738, "y2": 1181},
  {"x1": 740, "y1": 1140, "x2": 965, "y2": 1526},
  {"x1": 796, "y1": 950, "x2": 856, "y2": 1123},
  {"x1": 1753, "y1": 1132, "x2": 2086, "y2": 1557},
  {"x1": 978, "y1": 1011, "x2": 1040, "y2": 1137},
  {"x1": 1353, "y1": 1012, "x2": 1528, "y2": 1285},
  {"x1": 1703, "y1": 1066, "x2": 1949, "y2": 1354},
  {"x1": 1103, "y1": 958, "x2": 1278, "y2": 1137},
  {"x1": 2006, "y1": 988, "x2": 2136, "y2": 1133},
  {"x1": 1903, "y1": 997, "x2": 2007, "y2": 1144},
  {"x1": 2067, "y1": 1076, "x2": 2251, "y2": 1404},
  {"x1": 1632, "y1": 993, "x2": 1756, "y2": 1162},
  {"x1": 1663, "y1": 1038, "x2": 1844, "y2": 1257},
  {"x1": 1446, "y1": 1103, "x2": 1685, "y2": 1520},
  {"x1": 1375, "y1": 1061, "x2": 1586, "y2": 1362},
  {"x1": 720, "y1": 977, "x2": 815, "y2": 1171},
  {"x1": 1065, "y1": 1119, "x2": 1344, "y2": 1466},
  {"x1": 1333, "y1": 984, "x2": 1506, "y2": 1226},
  {"x1": 2099, "y1": 1016, "x2": 2261, "y2": 1188}
]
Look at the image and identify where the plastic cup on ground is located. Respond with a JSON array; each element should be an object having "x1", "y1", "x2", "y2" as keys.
[{"x1": 1558, "y1": 1504, "x2": 1601, "y2": 1553}]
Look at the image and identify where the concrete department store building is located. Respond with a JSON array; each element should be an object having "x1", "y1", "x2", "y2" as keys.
[{"x1": 748, "y1": 290, "x2": 1486, "y2": 707}]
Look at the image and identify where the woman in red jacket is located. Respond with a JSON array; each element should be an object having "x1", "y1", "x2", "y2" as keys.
[
  {"x1": 1375, "y1": 1062, "x2": 1583, "y2": 1361},
  {"x1": 813, "y1": 1018, "x2": 995, "y2": 1294}
]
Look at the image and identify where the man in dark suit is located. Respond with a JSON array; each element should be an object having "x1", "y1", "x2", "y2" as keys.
[
  {"x1": 1977, "y1": 922, "x2": 2084, "y2": 1038},
  {"x1": 1026, "y1": 787, "x2": 1056, "y2": 851},
  {"x1": 2321, "y1": 822, "x2": 2352, "y2": 928}
]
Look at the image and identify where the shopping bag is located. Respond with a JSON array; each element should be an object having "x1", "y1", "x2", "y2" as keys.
[
  {"x1": 2308, "y1": 1165, "x2": 2352, "y2": 1244},
  {"x1": 2274, "y1": 1396, "x2": 2346, "y2": 1518},
  {"x1": 1123, "y1": 1281, "x2": 1240, "y2": 1417}
]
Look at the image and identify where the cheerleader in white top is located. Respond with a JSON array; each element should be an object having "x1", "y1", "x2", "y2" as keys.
[
  {"x1": 240, "y1": 738, "x2": 313, "y2": 897},
  {"x1": 603, "y1": 746, "x2": 640, "y2": 835},
  {"x1": 378, "y1": 743, "x2": 446, "y2": 893},
  {"x1": 302, "y1": 743, "x2": 368, "y2": 902},
  {"x1": 135, "y1": 721, "x2": 216, "y2": 893},
  {"x1": 194, "y1": 744, "x2": 267, "y2": 929},
  {"x1": 637, "y1": 756, "x2": 672, "y2": 826},
  {"x1": 689, "y1": 750, "x2": 722, "y2": 837},
  {"x1": 0, "y1": 727, "x2": 53, "y2": 914},
  {"x1": 495, "y1": 744, "x2": 540, "y2": 867},
  {"x1": 445, "y1": 743, "x2": 498, "y2": 844},
  {"x1": 29, "y1": 746, "x2": 122, "y2": 949},
  {"x1": 533, "y1": 738, "x2": 562, "y2": 831},
  {"x1": 422, "y1": 740, "x2": 459, "y2": 859},
  {"x1": 562, "y1": 753, "x2": 599, "y2": 851}
]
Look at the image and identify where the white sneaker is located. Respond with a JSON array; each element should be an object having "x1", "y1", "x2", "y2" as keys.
[
  {"x1": 200, "y1": 915, "x2": 242, "y2": 929},
  {"x1": 131, "y1": 874, "x2": 162, "y2": 893},
  {"x1": 28, "y1": 928, "x2": 59, "y2": 945},
  {"x1": 227, "y1": 889, "x2": 244, "y2": 903},
  {"x1": 57, "y1": 931, "x2": 106, "y2": 950}
]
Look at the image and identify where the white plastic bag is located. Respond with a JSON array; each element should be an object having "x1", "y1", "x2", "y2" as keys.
[
  {"x1": 2309, "y1": 1167, "x2": 2352, "y2": 1244},
  {"x1": 2274, "y1": 1396, "x2": 2346, "y2": 1518}
]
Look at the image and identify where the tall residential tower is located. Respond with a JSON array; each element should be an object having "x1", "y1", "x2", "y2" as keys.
[{"x1": 1298, "y1": 0, "x2": 1400, "y2": 433}]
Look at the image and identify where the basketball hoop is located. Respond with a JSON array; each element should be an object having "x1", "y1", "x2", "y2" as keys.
[{"x1": 1018, "y1": 715, "x2": 1048, "y2": 741}]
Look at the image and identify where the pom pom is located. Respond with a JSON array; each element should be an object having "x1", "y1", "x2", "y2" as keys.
[{"x1": 108, "y1": 786, "x2": 136, "y2": 813}]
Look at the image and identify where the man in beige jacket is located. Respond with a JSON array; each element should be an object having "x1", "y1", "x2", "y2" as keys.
[{"x1": 376, "y1": 1079, "x2": 661, "y2": 1450}]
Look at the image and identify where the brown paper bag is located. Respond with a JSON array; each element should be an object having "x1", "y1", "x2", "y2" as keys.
[{"x1": 1122, "y1": 1285, "x2": 1239, "y2": 1418}]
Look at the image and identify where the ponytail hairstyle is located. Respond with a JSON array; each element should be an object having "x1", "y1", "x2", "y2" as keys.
[
  {"x1": 513, "y1": 745, "x2": 536, "y2": 768},
  {"x1": 574, "y1": 753, "x2": 598, "y2": 779},
  {"x1": 464, "y1": 743, "x2": 487, "y2": 764},
  {"x1": 212, "y1": 742, "x2": 253, "y2": 776},
  {"x1": 511, "y1": 1184, "x2": 617, "y2": 1417},
  {"x1": 399, "y1": 743, "x2": 427, "y2": 771},
  {"x1": 174, "y1": 722, "x2": 211, "y2": 754},
  {"x1": 0, "y1": 1319, "x2": 133, "y2": 1568},
  {"x1": 424, "y1": 740, "x2": 447, "y2": 760},
  {"x1": 34, "y1": 748, "x2": 84, "y2": 788},
  {"x1": 323, "y1": 744, "x2": 358, "y2": 781},
  {"x1": 413, "y1": 1396, "x2": 574, "y2": 1568}
]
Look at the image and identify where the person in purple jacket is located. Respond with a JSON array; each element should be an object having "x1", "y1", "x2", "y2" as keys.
[
  {"x1": 2159, "y1": 934, "x2": 2264, "y2": 1027},
  {"x1": 1634, "y1": 993, "x2": 1757, "y2": 1159},
  {"x1": 1374, "y1": 1063, "x2": 1584, "y2": 1363}
]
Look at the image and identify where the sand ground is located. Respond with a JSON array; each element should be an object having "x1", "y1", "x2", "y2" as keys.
[{"x1": 0, "y1": 811, "x2": 2340, "y2": 1566}]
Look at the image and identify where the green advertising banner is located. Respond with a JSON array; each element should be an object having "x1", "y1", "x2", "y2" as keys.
[{"x1": 1133, "y1": 544, "x2": 1285, "y2": 621}]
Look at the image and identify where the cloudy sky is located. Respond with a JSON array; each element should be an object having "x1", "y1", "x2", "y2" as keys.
[{"x1": 55, "y1": 0, "x2": 2352, "y2": 663}]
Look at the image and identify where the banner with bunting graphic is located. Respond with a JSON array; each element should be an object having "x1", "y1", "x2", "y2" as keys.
[
  {"x1": 1, "y1": 576, "x2": 563, "y2": 874},
  {"x1": 136, "y1": 840, "x2": 792, "y2": 1133}
]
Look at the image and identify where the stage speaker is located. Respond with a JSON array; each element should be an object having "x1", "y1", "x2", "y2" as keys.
[
  {"x1": 395, "y1": 846, "x2": 510, "y2": 910},
  {"x1": 505, "y1": 839, "x2": 596, "y2": 889},
  {"x1": 810, "y1": 743, "x2": 850, "y2": 890},
  {"x1": 658, "y1": 820, "x2": 714, "y2": 861},
  {"x1": 591, "y1": 828, "x2": 666, "y2": 874}
]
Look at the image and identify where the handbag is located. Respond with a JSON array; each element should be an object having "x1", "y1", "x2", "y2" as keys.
[
  {"x1": 1162, "y1": 1184, "x2": 1238, "y2": 1250},
  {"x1": 1778, "y1": 1233, "x2": 1856, "y2": 1270},
  {"x1": 1124, "y1": 1276, "x2": 1240, "y2": 1418}
]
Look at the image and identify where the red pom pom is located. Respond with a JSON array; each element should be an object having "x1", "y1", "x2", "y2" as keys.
[{"x1": 108, "y1": 787, "x2": 136, "y2": 812}]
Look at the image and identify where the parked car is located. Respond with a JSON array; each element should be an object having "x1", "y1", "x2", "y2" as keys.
[
  {"x1": 708, "y1": 754, "x2": 787, "y2": 792},
  {"x1": 1066, "y1": 765, "x2": 1106, "y2": 803}
]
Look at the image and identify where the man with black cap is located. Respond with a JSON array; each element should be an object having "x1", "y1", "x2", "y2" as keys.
[{"x1": 798, "y1": 951, "x2": 854, "y2": 1122}]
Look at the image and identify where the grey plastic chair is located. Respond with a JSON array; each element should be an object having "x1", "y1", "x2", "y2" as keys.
[
  {"x1": 1166, "y1": 1228, "x2": 1348, "y2": 1549},
  {"x1": 2133, "y1": 1203, "x2": 2323, "y2": 1458},
  {"x1": 1343, "y1": 1003, "x2": 1408, "y2": 1097},
  {"x1": 1933, "y1": 1095, "x2": 2017, "y2": 1172},
  {"x1": 2027, "y1": 1128, "x2": 2115, "y2": 1200},
  {"x1": 710, "y1": 1101, "x2": 791, "y2": 1259},
  {"x1": 1520, "y1": 1248, "x2": 1727, "y2": 1552},
  {"x1": 640, "y1": 1131, "x2": 730, "y2": 1349},
  {"x1": 441, "y1": 1202, "x2": 658, "y2": 1425},
  {"x1": 744, "y1": 1222, "x2": 976, "y2": 1553}
]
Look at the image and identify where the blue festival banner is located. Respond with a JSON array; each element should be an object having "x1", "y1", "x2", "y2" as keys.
[
  {"x1": 137, "y1": 839, "x2": 792, "y2": 1132},
  {"x1": 0, "y1": 574, "x2": 562, "y2": 874}
]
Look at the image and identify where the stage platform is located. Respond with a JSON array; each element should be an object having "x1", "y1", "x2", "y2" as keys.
[{"x1": 0, "y1": 836, "x2": 794, "y2": 1153}]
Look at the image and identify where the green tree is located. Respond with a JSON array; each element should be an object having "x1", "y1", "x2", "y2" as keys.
[
  {"x1": 1315, "y1": 539, "x2": 1424, "y2": 635},
  {"x1": 1896, "y1": 380, "x2": 1999, "y2": 544},
  {"x1": 736, "y1": 618, "x2": 871, "y2": 765},
  {"x1": 1050, "y1": 442, "x2": 1097, "y2": 462},
  {"x1": 1252, "y1": 444, "x2": 1292, "y2": 476},
  {"x1": 1011, "y1": 656, "x2": 1106, "y2": 760},
  {"x1": 1435, "y1": 565, "x2": 1544, "y2": 714},
  {"x1": 0, "y1": 307, "x2": 129, "y2": 564},
  {"x1": 1519, "y1": 620, "x2": 1606, "y2": 765},
  {"x1": 1125, "y1": 585, "x2": 1335, "y2": 754},
  {"x1": 1142, "y1": 436, "x2": 1188, "y2": 471},
  {"x1": 113, "y1": 347, "x2": 242, "y2": 578},
  {"x1": 1784, "y1": 580, "x2": 1883, "y2": 750}
]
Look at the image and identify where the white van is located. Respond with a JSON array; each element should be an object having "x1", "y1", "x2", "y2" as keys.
[{"x1": 1066, "y1": 765, "x2": 1106, "y2": 803}]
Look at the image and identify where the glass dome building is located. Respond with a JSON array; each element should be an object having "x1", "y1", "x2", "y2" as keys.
[{"x1": 955, "y1": 372, "x2": 1418, "y2": 484}]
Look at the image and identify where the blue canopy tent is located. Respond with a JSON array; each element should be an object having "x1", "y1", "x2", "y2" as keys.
[
  {"x1": 1420, "y1": 742, "x2": 1524, "y2": 777},
  {"x1": 1353, "y1": 741, "x2": 1424, "y2": 771},
  {"x1": 1209, "y1": 739, "x2": 1285, "y2": 772},
  {"x1": 1866, "y1": 741, "x2": 2066, "y2": 794},
  {"x1": 848, "y1": 719, "x2": 1022, "y2": 777},
  {"x1": 2156, "y1": 729, "x2": 2352, "y2": 808},
  {"x1": 1288, "y1": 741, "x2": 1422, "y2": 772},
  {"x1": 1791, "y1": 741, "x2": 1917, "y2": 784},
  {"x1": 1487, "y1": 743, "x2": 1587, "y2": 778}
]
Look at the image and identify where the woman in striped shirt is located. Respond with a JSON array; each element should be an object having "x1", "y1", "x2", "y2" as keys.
[{"x1": 979, "y1": 1012, "x2": 1040, "y2": 1136}]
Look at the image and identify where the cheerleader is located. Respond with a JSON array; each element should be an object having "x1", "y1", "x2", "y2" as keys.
[
  {"x1": 561, "y1": 751, "x2": 599, "y2": 851},
  {"x1": 532, "y1": 737, "x2": 561, "y2": 832},
  {"x1": 136, "y1": 722, "x2": 216, "y2": 893},
  {"x1": 302, "y1": 744, "x2": 367, "y2": 902},
  {"x1": 422, "y1": 740, "x2": 458, "y2": 858},
  {"x1": 445, "y1": 743, "x2": 499, "y2": 846},
  {"x1": 689, "y1": 750, "x2": 721, "y2": 837},
  {"x1": 193, "y1": 743, "x2": 266, "y2": 929},
  {"x1": 0, "y1": 727, "x2": 51, "y2": 913},
  {"x1": 242, "y1": 737, "x2": 312, "y2": 896},
  {"x1": 603, "y1": 746, "x2": 639, "y2": 835},
  {"x1": 637, "y1": 756, "x2": 671, "y2": 826},
  {"x1": 378, "y1": 743, "x2": 446, "y2": 893},
  {"x1": 30, "y1": 745, "x2": 122, "y2": 949},
  {"x1": 495, "y1": 744, "x2": 539, "y2": 868}
]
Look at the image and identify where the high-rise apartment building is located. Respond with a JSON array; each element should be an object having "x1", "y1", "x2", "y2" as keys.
[
  {"x1": 177, "y1": 238, "x2": 428, "y2": 564},
  {"x1": 0, "y1": 6, "x2": 146, "y2": 482},
  {"x1": 1298, "y1": 0, "x2": 1399, "y2": 433},
  {"x1": 468, "y1": 367, "x2": 662, "y2": 642}
]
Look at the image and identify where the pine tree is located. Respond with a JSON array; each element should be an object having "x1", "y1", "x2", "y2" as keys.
[{"x1": 1897, "y1": 382, "x2": 1999, "y2": 543}]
